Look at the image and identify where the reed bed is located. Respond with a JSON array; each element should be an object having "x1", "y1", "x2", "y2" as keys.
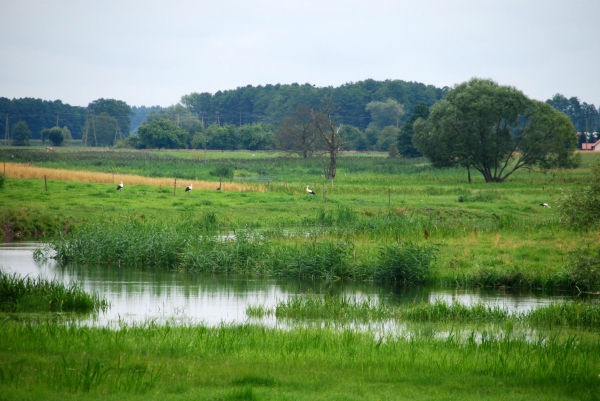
[
  {"x1": 2, "y1": 162, "x2": 264, "y2": 192},
  {"x1": 247, "y1": 295, "x2": 600, "y2": 329},
  {"x1": 0, "y1": 272, "x2": 107, "y2": 313}
]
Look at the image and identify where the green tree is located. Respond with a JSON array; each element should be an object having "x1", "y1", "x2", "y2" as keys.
[
  {"x1": 397, "y1": 101, "x2": 429, "y2": 157},
  {"x1": 365, "y1": 98, "x2": 404, "y2": 129},
  {"x1": 413, "y1": 78, "x2": 580, "y2": 183},
  {"x1": 61, "y1": 126, "x2": 72, "y2": 146},
  {"x1": 339, "y1": 125, "x2": 368, "y2": 151},
  {"x1": 11, "y1": 121, "x2": 31, "y2": 146},
  {"x1": 137, "y1": 119, "x2": 188, "y2": 149},
  {"x1": 87, "y1": 98, "x2": 134, "y2": 135},
  {"x1": 238, "y1": 123, "x2": 275, "y2": 150},
  {"x1": 206, "y1": 124, "x2": 238, "y2": 150},
  {"x1": 376, "y1": 126, "x2": 399, "y2": 152},
  {"x1": 88, "y1": 113, "x2": 119, "y2": 146},
  {"x1": 45, "y1": 127, "x2": 64, "y2": 146},
  {"x1": 146, "y1": 104, "x2": 201, "y2": 138}
]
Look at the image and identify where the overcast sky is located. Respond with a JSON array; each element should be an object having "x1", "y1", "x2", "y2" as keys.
[{"x1": 1, "y1": 0, "x2": 598, "y2": 108}]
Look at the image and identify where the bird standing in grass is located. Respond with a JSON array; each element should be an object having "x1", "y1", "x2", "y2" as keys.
[
  {"x1": 185, "y1": 184, "x2": 193, "y2": 192},
  {"x1": 540, "y1": 203, "x2": 550, "y2": 208},
  {"x1": 306, "y1": 186, "x2": 316, "y2": 195},
  {"x1": 117, "y1": 181, "x2": 123, "y2": 191}
]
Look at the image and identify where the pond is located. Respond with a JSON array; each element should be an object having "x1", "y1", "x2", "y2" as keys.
[{"x1": 0, "y1": 242, "x2": 572, "y2": 327}]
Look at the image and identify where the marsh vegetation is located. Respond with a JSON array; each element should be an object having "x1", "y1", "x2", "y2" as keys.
[{"x1": 1, "y1": 147, "x2": 599, "y2": 399}]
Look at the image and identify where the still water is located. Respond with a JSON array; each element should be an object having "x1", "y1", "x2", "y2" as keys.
[{"x1": 0, "y1": 242, "x2": 571, "y2": 327}]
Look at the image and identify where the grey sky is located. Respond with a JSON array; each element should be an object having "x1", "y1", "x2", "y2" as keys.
[{"x1": 1, "y1": 0, "x2": 598, "y2": 108}]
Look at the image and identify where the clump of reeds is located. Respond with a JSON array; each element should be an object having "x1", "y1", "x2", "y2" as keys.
[
  {"x1": 45, "y1": 220, "x2": 437, "y2": 282},
  {"x1": 273, "y1": 294, "x2": 394, "y2": 320},
  {"x1": 401, "y1": 300, "x2": 510, "y2": 322},
  {"x1": 248, "y1": 295, "x2": 600, "y2": 329},
  {"x1": 375, "y1": 243, "x2": 435, "y2": 283},
  {"x1": 0, "y1": 272, "x2": 107, "y2": 313},
  {"x1": 527, "y1": 301, "x2": 600, "y2": 328}
]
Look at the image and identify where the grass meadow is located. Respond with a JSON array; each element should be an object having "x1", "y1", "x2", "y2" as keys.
[{"x1": 1, "y1": 147, "x2": 600, "y2": 399}]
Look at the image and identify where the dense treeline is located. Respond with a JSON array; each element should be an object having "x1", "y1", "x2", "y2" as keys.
[
  {"x1": 2, "y1": 80, "x2": 599, "y2": 153},
  {"x1": 180, "y1": 79, "x2": 445, "y2": 130},
  {"x1": 0, "y1": 98, "x2": 86, "y2": 140}
]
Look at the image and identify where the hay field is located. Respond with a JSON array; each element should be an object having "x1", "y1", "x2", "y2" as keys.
[{"x1": 2, "y1": 162, "x2": 265, "y2": 192}]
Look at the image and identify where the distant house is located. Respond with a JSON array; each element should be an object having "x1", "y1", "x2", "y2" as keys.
[{"x1": 581, "y1": 132, "x2": 600, "y2": 151}]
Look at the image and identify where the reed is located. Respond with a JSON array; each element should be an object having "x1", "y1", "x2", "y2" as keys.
[
  {"x1": 527, "y1": 300, "x2": 600, "y2": 328},
  {"x1": 0, "y1": 272, "x2": 107, "y2": 313},
  {"x1": 248, "y1": 295, "x2": 600, "y2": 329}
]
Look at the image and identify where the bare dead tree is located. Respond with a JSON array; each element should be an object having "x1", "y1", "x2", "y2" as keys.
[{"x1": 311, "y1": 100, "x2": 343, "y2": 180}]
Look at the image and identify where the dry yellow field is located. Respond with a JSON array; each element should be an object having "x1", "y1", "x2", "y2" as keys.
[{"x1": 2, "y1": 162, "x2": 265, "y2": 192}]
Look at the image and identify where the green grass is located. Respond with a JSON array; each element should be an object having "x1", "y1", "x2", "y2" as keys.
[
  {"x1": 248, "y1": 295, "x2": 600, "y2": 328},
  {"x1": 0, "y1": 272, "x2": 108, "y2": 313},
  {"x1": 0, "y1": 319, "x2": 599, "y2": 400},
  {"x1": 2, "y1": 148, "x2": 600, "y2": 399}
]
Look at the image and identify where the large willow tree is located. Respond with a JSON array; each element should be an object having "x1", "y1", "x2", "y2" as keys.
[{"x1": 413, "y1": 78, "x2": 580, "y2": 183}]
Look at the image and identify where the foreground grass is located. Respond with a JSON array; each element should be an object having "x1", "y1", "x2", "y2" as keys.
[{"x1": 1, "y1": 319, "x2": 599, "y2": 400}]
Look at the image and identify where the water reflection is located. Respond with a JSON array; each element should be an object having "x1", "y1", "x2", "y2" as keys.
[{"x1": 0, "y1": 242, "x2": 572, "y2": 327}]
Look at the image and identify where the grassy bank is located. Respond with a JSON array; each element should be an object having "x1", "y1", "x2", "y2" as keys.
[{"x1": 1, "y1": 319, "x2": 599, "y2": 400}]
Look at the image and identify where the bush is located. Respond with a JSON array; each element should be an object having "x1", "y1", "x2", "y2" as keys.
[
  {"x1": 557, "y1": 162, "x2": 600, "y2": 229},
  {"x1": 566, "y1": 247, "x2": 600, "y2": 292},
  {"x1": 210, "y1": 164, "x2": 234, "y2": 180}
]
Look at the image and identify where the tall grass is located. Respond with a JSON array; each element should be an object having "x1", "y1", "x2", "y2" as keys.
[
  {"x1": 0, "y1": 272, "x2": 107, "y2": 313},
  {"x1": 248, "y1": 295, "x2": 600, "y2": 328},
  {"x1": 41, "y1": 220, "x2": 437, "y2": 282},
  {"x1": 2, "y1": 318, "x2": 598, "y2": 399}
]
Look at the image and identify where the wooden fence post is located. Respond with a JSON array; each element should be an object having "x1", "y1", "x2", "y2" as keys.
[{"x1": 174, "y1": 178, "x2": 177, "y2": 196}]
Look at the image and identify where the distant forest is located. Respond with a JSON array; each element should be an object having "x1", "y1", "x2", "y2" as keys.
[{"x1": 1, "y1": 79, "x2": 599, "y2": 150}]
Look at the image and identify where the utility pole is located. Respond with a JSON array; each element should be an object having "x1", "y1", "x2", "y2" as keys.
[
  {"x1": 4, "y1": 113, "x2": 8, "y2": 146},
  {"x1": 91, "y1": 115, "x2": 98, "y2": 146},
  {"x1": 82, "y1": 115, "x2": 89, "y2": 146},
  {"x1": 216, "y1": 111, "x2": 220, "y2": 126},
  {"x1": 56, "y1": 114, "x2": 59, "y2": 127}
]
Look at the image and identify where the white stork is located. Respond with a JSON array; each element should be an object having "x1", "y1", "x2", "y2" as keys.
[
  {"x1": 185, "y1": 184, "x2": 193, "y2": 192},
  {"x1": 306, "y1": 185, "x2": 316, "y2": 195},
  {"x1": 540, "y1": 203, "x2": 550, "y2": 208},
  {"x1": 117, "y1": 181, "x2": 123, "y2": 191}
]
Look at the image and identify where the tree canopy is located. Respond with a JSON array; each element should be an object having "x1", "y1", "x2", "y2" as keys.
[
  {"x1": 137, "y1": 119, "x2": 189, "y2": 149},
  {"x1": 397, "y1": 101, "x2": 429, "y2": 157},
  {"x1": 413, "y1": 78, "x2": 580, "y2": 183},
  {"x1": 87, "y1": 98, "x2": 134, "y2": 136},
  {"x1": 11, "y1": 121, "x2": 31, "y2": 146}
]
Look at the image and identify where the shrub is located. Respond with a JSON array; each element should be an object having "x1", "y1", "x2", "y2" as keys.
[{"x1": 566, "y1": 247, "x2": 600, "y2": 292}]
